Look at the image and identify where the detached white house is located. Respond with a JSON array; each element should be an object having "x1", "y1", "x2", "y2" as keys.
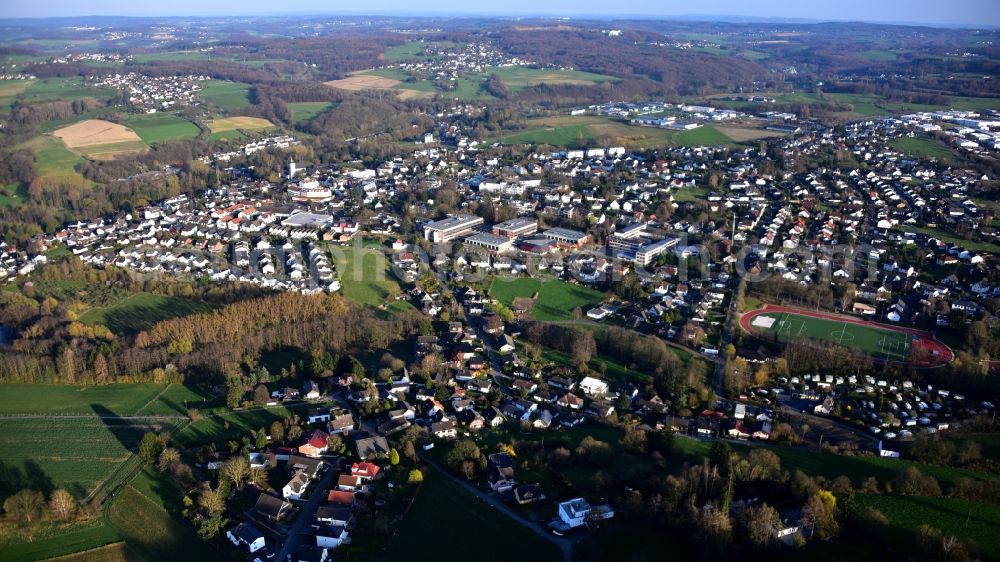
[
  {"x1": 227, "y1": 522, "x2": 266, "y2": 553},
  {"x1": 579, "y1": 376, "x2": 609, "y2": 397}
]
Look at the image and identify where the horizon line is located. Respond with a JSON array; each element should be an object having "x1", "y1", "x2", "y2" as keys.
[{"x1": 0, "y1": 12, "x2": 997, "y2": 30}]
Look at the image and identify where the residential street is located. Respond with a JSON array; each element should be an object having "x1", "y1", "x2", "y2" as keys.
[{"x1": 276, "y1": 461, "x2": 336, "y2": 562}]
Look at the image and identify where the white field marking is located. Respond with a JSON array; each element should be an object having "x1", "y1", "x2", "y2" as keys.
[{"x1": 751, "y1": 315, "x2": 776, "y2": 329}]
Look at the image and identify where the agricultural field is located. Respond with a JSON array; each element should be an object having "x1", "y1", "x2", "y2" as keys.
[
  {"x1": 198, "y1": 80, "x2": 252, "y2": 111},
  {"x1": 740, "y1": 304, "x2": 953, "y2": 366},
  {"x1": 0, "y1": 78, "x2": 35, "y2": 107},
  {"x1": 0, "y1": 417, "x2": 152, "y2": 500},
  {"x1": 0, "y1": 383, "x2": 168, "y2": 416},
  {"x1": 495, "y1": 115, "x2": 676, "y2": 148},
  {"x1": 206, "y1": 116, "x2": 275, "y2": 140},
  {"x1": 124, "y1": 113, "x2": 200, "y2": 144},
  {"x1": 489, "y1": 276, "x2": 605, "y2": 321},
  {"x1": 77, "y1": 292, "x2": 213, "y2": 335},
  {"x1": 892, "y1": 136, "x2": 954, "y2": 160},
  {"x1": 52, "y1": 119, "x2": 147, "y2": 160},
  {"x1": 325, "y1": 73, "x2": 401, "y2": 92},
  {"x1": 854, "y1": 493, "x2": 1000, "y2": 555},
  {"x1": 494, "y1": 116, "x2": 762, "y2": 149},
  {"x1": 329, "y1": 243, "x2": 403, "y2": 307},
  {"x1": 13, "y1": 78, "x2": 116, "y2": 106},
  {"x1": 287, "y1": 101, "x2": 336, "y2": 123},
  {"x1": 384, "y1": 467, "x2": 561, "y2": 562}
]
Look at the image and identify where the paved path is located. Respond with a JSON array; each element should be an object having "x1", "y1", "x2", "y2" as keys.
[{"x1": 276, "y1": 462, "x2": 336, "y2": 562}]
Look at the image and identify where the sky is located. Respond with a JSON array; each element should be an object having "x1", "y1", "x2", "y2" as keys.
[{"x1": 2, "y1": 0, "x2": 1000, "y2": 27}]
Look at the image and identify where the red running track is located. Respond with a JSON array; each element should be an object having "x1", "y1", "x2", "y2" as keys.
[{"x1": 739, "y1": 304, "x2": 954, "y2": 368}]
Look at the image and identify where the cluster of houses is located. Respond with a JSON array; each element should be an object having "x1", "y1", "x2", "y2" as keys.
[
  {"x1": 377, "y1": 40, "x2": 535, "y2": 84},
  {"x1": 201, "y1": 135, "x2": 300, "y2": 164},
  {"x1": 2, "y1": 106, "x2": 995, "y2": 332},
  {"x1": 90, "y1": 72, "x2": 207, "y2": 112},
  {"x1": 776, "y1": 374, "x2": 991, "y2": 443},
  {"x1": 224, "y1": 397, "x2": 393, "y2": 562}
]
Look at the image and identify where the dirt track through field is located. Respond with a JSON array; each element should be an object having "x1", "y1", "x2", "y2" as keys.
[{"x1": 53, "y1": 119, "x2": 142, "y2": 148}]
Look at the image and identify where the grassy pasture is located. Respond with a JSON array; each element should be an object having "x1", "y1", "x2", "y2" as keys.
[
  {"x1": 384, "y1": 467, "x2": 561, "y2": 562},
  {"x1": 854, "y1": 493, "x2": 1000, "y2": 555},
  {"x1": 134, "y1": 383, "x2": 221, "y2": 416},
  {"x1": 206, "y1": 116, "x2": 274, "y2": 133},
  {"x1": 383, "y1": 40, "x2": 466, "y2": 61},
  {"x1": 0, "y1": 182, "x2": 27, "y2": 207},
  {"x1": 329, "y1": 243, "x2": 402, "y2": 307},
  {"x1": 124, "y1": 113, "x2": 200, "y2": 144},
  {"x1": 287, "y1": 101, "x2": 336, "y2": 123},
  {"x1": 20, "y1": 135, "x2": 88, "y2": 182},
  {"x1": 0, "y1": 521, "x2": 122, "y2": 562},
  {"x1": 198, "y1": 80, "x2": 252, "y2": 111},
  {"x1": 673, "y1": 125, "x2": 734, "y2": 146},
  {"x1": 78, "y1": 292, "x2": 213, "y2": 335},
  {"x1": 107, "y1": 486, "x2": 224, "y2": 562},
  {"x1": 174, "y1": 406, "x2": 301, "y2": 447},
  {"x1": 488, "y1": 66, "x2": 619, "y2": 90},
  {"x1": 489, "y1": 276, "x2": 605, "y2": 321},
  {"x1": 892, "y1": 136, "x2": 954, "y2": 160}
]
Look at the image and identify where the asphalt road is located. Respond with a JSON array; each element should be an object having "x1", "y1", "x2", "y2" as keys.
[{"x1": 275, "y1": 461, "x2": 336, "y2": 562}]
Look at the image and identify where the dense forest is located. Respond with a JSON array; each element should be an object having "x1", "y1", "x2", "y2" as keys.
[{"x1": 0, "y1": 260, "x2": 431, "y2": 384}]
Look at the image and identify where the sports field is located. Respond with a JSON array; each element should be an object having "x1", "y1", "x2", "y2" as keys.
[{"x1": 740, "y1": 305, "x2": 952, "y2": 367}]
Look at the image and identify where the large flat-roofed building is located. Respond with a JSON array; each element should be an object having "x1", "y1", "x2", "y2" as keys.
[
  {"x1": 423, "y1": 215, "x2": 484, "y2": 243},
  {"x1": 541, "y1": 227, "x2": 590, "y2": 248},
  {"x1": 634, "y1": 237, "x2": 678, "y2": 266},
  {"x1": 464, "y1": 232, "x2": 514, "y2": 253},
  {"x1": 492, "y1": 218, "x2": 538, "y2": 239},
  {"x1": 608, "y1": 222, "x2": 677, "y2": 266},
  {"x1": 282, "y1": 212, "x2": 335, "y2": 229}
]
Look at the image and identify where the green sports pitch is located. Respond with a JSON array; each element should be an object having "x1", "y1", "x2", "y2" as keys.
[{"x1": 740, "y1": 305, "x2": 952, "y2": 366}]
